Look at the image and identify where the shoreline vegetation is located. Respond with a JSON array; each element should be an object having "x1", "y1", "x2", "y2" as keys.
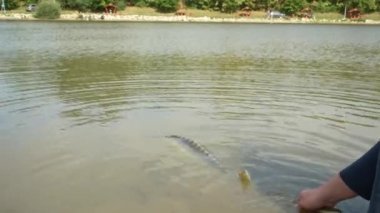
[{"x1": 1, "y1": 7, "x2": 380, "y2": 24}]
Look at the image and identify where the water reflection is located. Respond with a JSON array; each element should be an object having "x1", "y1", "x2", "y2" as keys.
[{"x1": 57, "y1": 55, "x2": 141, "y2": 125}]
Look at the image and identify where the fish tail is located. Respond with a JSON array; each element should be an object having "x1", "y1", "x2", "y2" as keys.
[{"x1": 166, "y1": 135, "x2": 181, "y2": 139}]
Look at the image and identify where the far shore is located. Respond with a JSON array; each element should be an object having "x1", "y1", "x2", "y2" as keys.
[{"x1": 1, "y1": 11, "x2": 380, "y2": 25}]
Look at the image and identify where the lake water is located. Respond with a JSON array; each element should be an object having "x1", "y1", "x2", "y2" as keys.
[{"x1": 0, "y1": 21, "x2": 379, "y2": 213}]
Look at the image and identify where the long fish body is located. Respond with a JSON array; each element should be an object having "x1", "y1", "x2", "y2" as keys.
[
  {"x1": 166, "y1": 135, "x2": 226, "y2": 172},
  {"x1": 167, "y1": 135, "x2": 251, "y2": 189}
]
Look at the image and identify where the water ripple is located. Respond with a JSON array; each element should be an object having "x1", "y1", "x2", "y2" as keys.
[{"x1": 0, "y1": 22, "x2": 379, "y2": 213}]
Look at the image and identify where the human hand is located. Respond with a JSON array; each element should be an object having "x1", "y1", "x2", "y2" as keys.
[{"x1": 297, "y1": 188, "x2": 335, "y2": 212}]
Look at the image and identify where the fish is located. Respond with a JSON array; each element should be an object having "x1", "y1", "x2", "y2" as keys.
[
  {"x1": 166, "y1": 135, "x2": 251, "y2": 187},
  {"x1": 166, "y1": 135, "x2": 224, "y2": 170},
  {"x1": 238, "y1": 169, "x2": 251, "y2": 187}
]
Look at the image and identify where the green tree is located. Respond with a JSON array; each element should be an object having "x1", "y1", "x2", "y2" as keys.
[
  {"x1": 35, "y1": 0, "x2": 61, "y2": 19},
  {"x1": 129, "y1": 0, "x2": 156, "y2": 7},
  {"x1": 357, "y1": 0, "x2": 377, "y2": 12},
  {"x1": 268, "y1": 0, "x2": 282, "y2": 10},
  {"x1": 116, "y1": 0, "x2": 127, "y2": 10},
  {"x1": 185, "y1": 0, "x2": 210, "y2": 9},
  {"x1": 311, "y1": 0, "x2": 339, "y2": 12},
  {"x1": 251, "y1": 0, "x2": 269, "y2": 10},
  {"x1": 281, "y1": 0, "x2": 305, "y2": 15},
  {"x1": 5, "y1": 0, "x2": 19, "y2": 10},
  {"x1": 341, "y1": 0, "x2": 377, "y2": 12},
  {"x1": 241, "y1": 0, "x2": 256, "y2": 10},
  {"x1": 155, "y1": 0, "x2": 177, "y2": 12},
  {"x1": 221, "y1": 0, "x2": 240, "y2": 12},
  {"x1": 63, "y1": 0, "x2": 105, "y2": 11},
  {"x1": 64, "y1": 0, "x2": 90, "y2": 11}
]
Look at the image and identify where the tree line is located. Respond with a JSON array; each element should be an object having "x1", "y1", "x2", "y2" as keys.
[{"x1": 6, "y1": 0, "x2": 380, "y2": 15}]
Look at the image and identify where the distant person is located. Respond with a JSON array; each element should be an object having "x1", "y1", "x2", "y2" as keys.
[
  {"x1": 267, "y1": 9, "x2": 272, "y2": 19},
  {"x1": 297, "y1": 140, "x2": 380, "y2": 213}
]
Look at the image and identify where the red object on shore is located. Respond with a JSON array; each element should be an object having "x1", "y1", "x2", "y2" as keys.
[
  {"x1": 238, "y1": 7, "x2": 251, "y2": 17},
  {"x1": 347, "y1": 8, "x2": 361, "y2": 19},
  {"x1": 105, "y1": 3, "x2": 117, "y2": 14}
]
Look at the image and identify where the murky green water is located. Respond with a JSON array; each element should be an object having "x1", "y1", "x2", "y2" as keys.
[{"x1": 0, "y1": 21, "x2": 379, "y2": 213}]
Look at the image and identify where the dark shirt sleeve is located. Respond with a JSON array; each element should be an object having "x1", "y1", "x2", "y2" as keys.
[{"x1": 339, "y1": 141, "x2": 380, "y2": 200}]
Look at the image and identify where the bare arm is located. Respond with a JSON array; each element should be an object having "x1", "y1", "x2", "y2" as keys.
[{"x1": 298, "y1": 141, "x2": 380, "y2": 211}]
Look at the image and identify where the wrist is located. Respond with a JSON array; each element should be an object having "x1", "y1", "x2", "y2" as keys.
[
  {"x1": 317, "y1": 173, "x2": 356, "y2": 206},
  {"x1": 315, "y1": 184, "x2": 337, "y2": 207}
]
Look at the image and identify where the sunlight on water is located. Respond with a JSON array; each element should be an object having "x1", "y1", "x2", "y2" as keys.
[{"x1": 0, "y1": 22, "x2": 379, "y2": 213}]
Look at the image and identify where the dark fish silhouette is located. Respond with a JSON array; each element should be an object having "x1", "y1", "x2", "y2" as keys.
[
  {"x1": 166, "y1": 135, "x2": 251, "y2": 188},
  {"x1": 166, "y1": 135, "x2": 224, "y2": 170}
]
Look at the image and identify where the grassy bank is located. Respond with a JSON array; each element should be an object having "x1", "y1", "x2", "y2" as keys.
[
  {"x1": 2, "y1": 6, "x2": 380, "y2": 23},
  {"x1": 120, "y1": 7, "x2": 380, "y2": 20},
  {"x1": 119, "y1": 6, "x2": 254, "y2": 18},
  {"x1": 363, "y1": 12, "x2": 380, "y2": 20},
  {"x1": 114, "y1": 7, "x2": 380, "y2": 21},
  {"x1": 312, "y1": 12, "x2": 380, "y2": 20}
]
